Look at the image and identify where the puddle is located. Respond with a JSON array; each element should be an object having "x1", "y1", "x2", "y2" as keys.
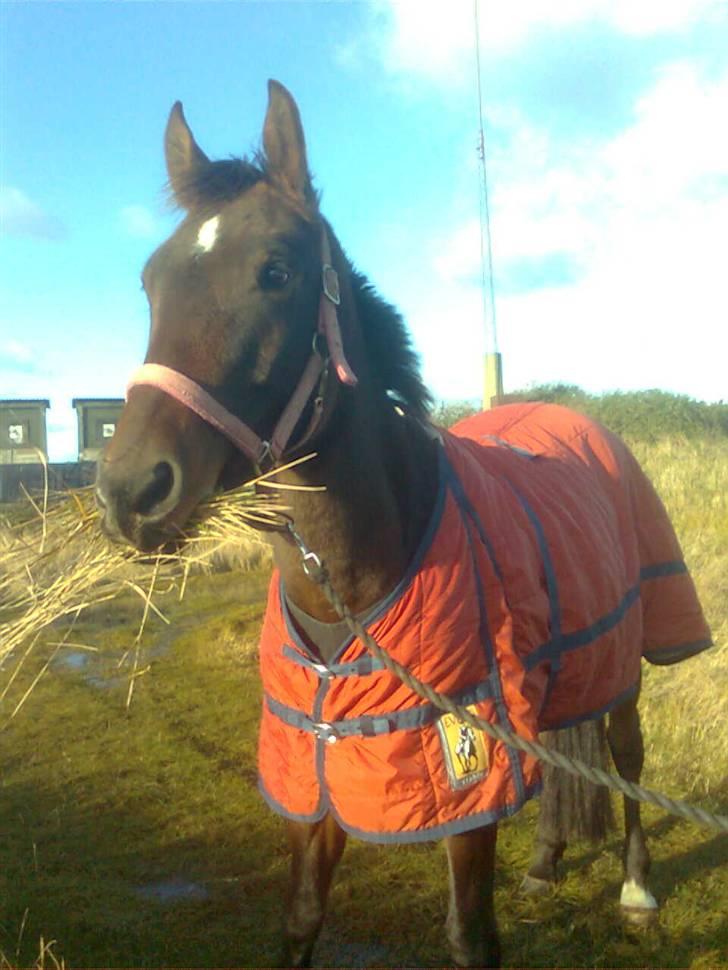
[
  {"x1": 54, "y1": 629, "x2": 179, "y2": 691},
  {"x1": 57, "y1": 615, "x2": 208, "y2": 691},
  {"x1": 56, "y1": 651, "x2": 90, "y2": 671},
  {"x1": 134, "y1": 877, "x2": 210, "y2": 904}
]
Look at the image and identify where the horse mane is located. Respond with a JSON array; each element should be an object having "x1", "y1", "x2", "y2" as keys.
[
  {"x1": 350, "y1": 270, "x2": 433, "y2": 421},
  {"x1": 171, "y1": 157, "x2": 432, "y2": 420}
]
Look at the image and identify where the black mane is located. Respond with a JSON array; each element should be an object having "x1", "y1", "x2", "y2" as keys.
[
  {"x1": 351, "y1": 271, "x2": 433, "y2": 421},
  {"x1": 171, "y1": 156, "x2": 432, "y2": 420}
]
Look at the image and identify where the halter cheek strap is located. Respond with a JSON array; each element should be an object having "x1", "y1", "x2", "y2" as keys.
[
  {"x1": 318, "y1": 232, "x2": 357, "y2": 386},
  {"x1": 126, "y1": 228, "x2": 357, "y2": 467}
]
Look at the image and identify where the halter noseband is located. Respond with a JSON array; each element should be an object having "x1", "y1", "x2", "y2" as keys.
[{"x1": 126, "y1": 227, "x2": 357, "y2": 468}]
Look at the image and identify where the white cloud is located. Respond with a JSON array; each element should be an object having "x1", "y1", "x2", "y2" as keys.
[
  {"x1": 0, "y1": 357, "x2": 64, "y2": 455},
  {"x1": 0, "y1": 186, "x2": 66, "y2": 241},
  {"x1": 357, "y1": 0, "x2": 725, "y2": 86},
  {"x1": 1, "y1": 296, "x2": 143, "y2": 460},
  {"x1": 2, "y1": 340, "x2": 35, "y2": 366},
  {"x1": 606, "y1": 0, "x2": 723, "y2": 36},
  {"x1": 120, "y1": 203, "x2": 159, "y2": 239},
  {"x1": 602, "y1": 61, "x2": 728, "y2": 202},
  {"x1": 395, "y1": 58, "x2": 728, "y2": 403},
  {"x1": 0, "y1": 351, "x2": 130, "y2": 461}
]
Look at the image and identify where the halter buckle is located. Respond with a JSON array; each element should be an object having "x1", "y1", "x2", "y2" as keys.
[
  {"x1": 313, "y1": 721, "x2": 339, "y2": 744},
  {"x1": 322, "y1": 264, "x2": 340, "y2": 306}
]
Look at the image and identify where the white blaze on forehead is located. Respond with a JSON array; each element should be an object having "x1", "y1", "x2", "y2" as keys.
[{"x1": 195, "y1": 215, "x2": 220, "y2": 253}]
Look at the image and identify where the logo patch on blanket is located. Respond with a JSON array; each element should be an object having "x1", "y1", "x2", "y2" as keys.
[{"x1": 437, "y1": 708, "x2": 491, "y2": 790}]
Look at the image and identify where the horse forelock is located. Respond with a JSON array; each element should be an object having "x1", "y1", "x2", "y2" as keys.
[
  {"x1": 167, "y1": 153, "x2": 320, "y2": 221},
  {"x1": 165, "y1": 156, "x2": 267, "y2": 212}
]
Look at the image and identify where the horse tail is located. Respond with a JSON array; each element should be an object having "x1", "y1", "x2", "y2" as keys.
[{"x1": 538, "y1": 719, "x2": 615, "y2": 842}]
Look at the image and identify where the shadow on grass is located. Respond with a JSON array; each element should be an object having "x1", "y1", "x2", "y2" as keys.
[
  {"x1": 499, "y1": 789, "x2": 728, "y2": 970},
  {"x1": 3, "y1": 772, "x2": 726, "y2": 969},
  {"x1": 0, "y1": 776, "x2": 289, "y2": 969}
]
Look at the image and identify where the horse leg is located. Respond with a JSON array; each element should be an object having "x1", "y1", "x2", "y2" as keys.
[
  {"x1": 444, "y1": 824, "x2": 501, "y2": 968},
  {"x1": 523, "y1": 720, "x2": 613, "y2": 894},
  {"x1": 607, "y1": 688, "x2": 658, "y2": 925},
  {"x1": 522, "y1": 767, "x2": 567, "y2": 893},
  {"x1": 279, "y1": 814, "x2": 347, "y2": 968},
  {"x1": 523, "y1": 728, "x2": 568, "y2": 893}
]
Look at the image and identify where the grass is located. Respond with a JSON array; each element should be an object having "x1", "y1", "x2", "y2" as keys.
[
  {"x1": 630, "y1": 437, "x2": 728, "y2": 798},
  {"x1": 0, "y1": 433, "x2": 726, "y2": 968}
]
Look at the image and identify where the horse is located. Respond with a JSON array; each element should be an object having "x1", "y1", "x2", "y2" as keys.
[
  {"x1": 95, "y1": 81, "x2": 712, "y2": 968},
  {"x1": 455, "y1": 726, "x2": 479, "y2": 775}
]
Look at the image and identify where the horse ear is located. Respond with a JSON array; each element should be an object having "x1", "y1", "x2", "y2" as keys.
[
  {"x1": 164, "y1": 102, "x2": 210, "y2": 209},
  {"x1": 263, "y1": 80, "x2": 314, "y2": 203}
]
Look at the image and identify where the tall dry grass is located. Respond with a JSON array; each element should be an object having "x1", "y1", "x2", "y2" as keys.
[
  {"x1": 629, "y1": 436, "x2": 727, "y2": 797},
  {"x1": 0, "y1": 466, "x2": 295, "y2": 715}
]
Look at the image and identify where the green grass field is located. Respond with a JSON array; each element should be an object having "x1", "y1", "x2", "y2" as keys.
[{"x1": 0, "y1": 432, "x2": 726, "y2": 968}]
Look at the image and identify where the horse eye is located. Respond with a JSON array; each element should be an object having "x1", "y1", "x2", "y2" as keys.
[{"x1": 261, "y1": 263, "x2": 291, "y2": 289}]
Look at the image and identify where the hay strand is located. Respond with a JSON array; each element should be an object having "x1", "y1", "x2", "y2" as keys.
[{"x1": 0, "y1": 454, "x2": 321, "y2": 708}]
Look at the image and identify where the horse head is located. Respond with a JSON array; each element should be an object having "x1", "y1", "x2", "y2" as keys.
[{"x1": 96, "y1": 81, "x2": 361, "y2": 551}]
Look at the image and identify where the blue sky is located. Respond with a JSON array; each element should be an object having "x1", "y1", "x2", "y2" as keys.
[{"x1": 1, "y1": 0, "x2": 726, "y2": 460}]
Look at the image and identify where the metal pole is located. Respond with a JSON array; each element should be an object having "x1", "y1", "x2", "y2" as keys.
[
  {"x1": 484, "y1": 351, "x2": 503, "y2": 409},
  {"x1": 474, "y1": 0, "x2": 501, "y2": 411}
]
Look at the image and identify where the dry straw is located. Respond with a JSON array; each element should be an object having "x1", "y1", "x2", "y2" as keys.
[{"x1": 0, "y1": 455, "x2": 320, "y2": 715}]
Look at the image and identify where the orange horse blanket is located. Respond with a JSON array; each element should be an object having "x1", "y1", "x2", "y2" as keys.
[{"x1": 257, "y1": 403, "x2": 711, "y2": 842}]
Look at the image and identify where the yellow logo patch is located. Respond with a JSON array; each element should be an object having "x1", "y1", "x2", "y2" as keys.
[{"x1": 436, "y1": 708, "x2": 491, "y2": 790}]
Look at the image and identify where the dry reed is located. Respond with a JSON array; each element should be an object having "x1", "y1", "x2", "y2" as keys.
[{"x1": 0, "y1": 456, "x2": 319, "y2": 713}]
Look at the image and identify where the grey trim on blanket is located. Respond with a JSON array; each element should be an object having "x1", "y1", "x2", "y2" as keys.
[
  {"x1": 643, "y1": 638, "x2": 713, "y2": 665},
  {"x1": 257, "y1": 776, "x2": 543, "y2": 843},
  {"x1": 524, "y1": 559, "x2": 696, "y2": 671},
  {"x1": 640, "y1": 560, "x2": 687, "y2": 580},
  {"x1": 277, "y1": 444, "x2": 449, "y2": 665},
  {"x1": 541, "y1": 679, "x2": 640, "y2": 731},
  {"x1": 525, "y1": 584, "x2": 641, "y2": 670},
  {"x1": 282, "y1": 644, "x2": 386, "y2": 677},
  {"x1": 265, "y1": 678, "x2": 495, "y2": 739},
  {"x1": 442, "y1": 452, "x2": 528, "y2": 805}
]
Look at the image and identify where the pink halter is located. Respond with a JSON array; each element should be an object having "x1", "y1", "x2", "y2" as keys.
[{"x1": 126, "y1": 228, "x2": 357, "y2": 467}]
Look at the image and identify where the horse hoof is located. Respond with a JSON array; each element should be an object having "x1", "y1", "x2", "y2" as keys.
[
  {"x1": 520, "y1": 873, "x2": 554, "y2": 896},
  {"x1": 620, "y1": 879, "x2": 658, "y2": 926}
]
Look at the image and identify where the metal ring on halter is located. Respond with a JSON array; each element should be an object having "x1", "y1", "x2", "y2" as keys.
[
  {"x1": 312, "y1": 331, "x2": 328, "y2": 358},
  {"x1": 257, "y1": 440, "x2": 273, "y2": 468}
]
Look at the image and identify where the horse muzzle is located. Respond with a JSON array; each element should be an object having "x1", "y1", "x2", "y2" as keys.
[
  {"x1": 95, "y1": 454, "x2": 185, "y2": 550},
  {"x1": 95, "y1": 385, "x2": 231, "y2": 551}
]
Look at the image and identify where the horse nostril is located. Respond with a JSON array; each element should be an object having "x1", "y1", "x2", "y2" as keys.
[{"x1": 133, "y1": 461, "x2": 177, "y2": 518}]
